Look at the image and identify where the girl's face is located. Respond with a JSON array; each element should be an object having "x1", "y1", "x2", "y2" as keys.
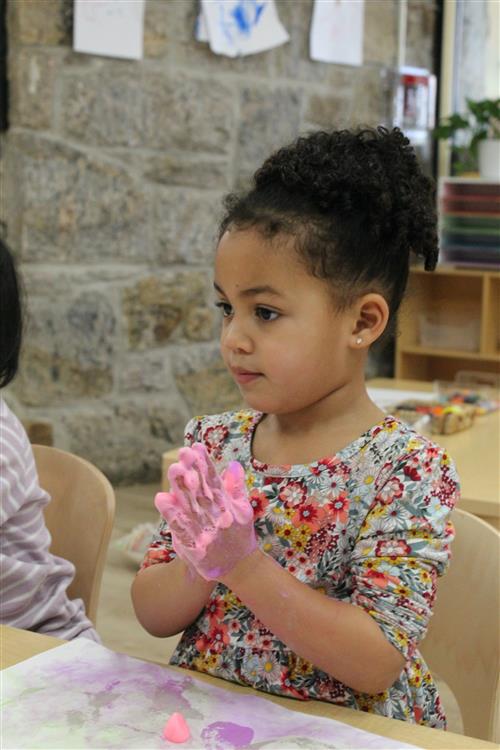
[{"x1": 214, "y1": 228, "x2": 360, "y2": 417}]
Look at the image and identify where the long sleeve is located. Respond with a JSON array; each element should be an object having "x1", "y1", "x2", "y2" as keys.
[
  {"x1": 349, "y1": 443, "x2": 459, "y2": 661},
  {"x1": 0, "y1": 398, "x2": 99, "y2": 641}
]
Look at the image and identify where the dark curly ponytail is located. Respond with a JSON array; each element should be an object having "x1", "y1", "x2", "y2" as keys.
[{"x1": 219, "y1": 127, "x2": 438, "y2": 327}]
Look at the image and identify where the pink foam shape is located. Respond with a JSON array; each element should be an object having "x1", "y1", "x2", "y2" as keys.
[{"x1": 162, "y1": 711, "x2": 191, "y2": 743}]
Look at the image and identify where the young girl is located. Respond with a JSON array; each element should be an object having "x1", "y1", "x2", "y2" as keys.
[
  {"x1": 0, "y1": 238, "x2": 99, "y2": 642},
  {"x1": 132, "y1": 127, "x2": 458, "y2": 729}
]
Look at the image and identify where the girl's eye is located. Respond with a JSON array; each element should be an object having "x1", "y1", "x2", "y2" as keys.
[
  {"x1": 215, "y1": 301, "x2": 233, "y2": 317},
  {"x1": 256, "y1": 307, "x2": 279, "y2": 322}
]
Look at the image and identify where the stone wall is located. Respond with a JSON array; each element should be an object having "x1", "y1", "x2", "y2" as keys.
[{"x1": 1, "y1": 0, "x2": 438, "y2": 483}]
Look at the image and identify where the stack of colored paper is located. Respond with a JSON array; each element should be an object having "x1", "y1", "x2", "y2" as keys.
[{"x1": 439, "y1": 178, "x2": 500, "y2": 267}]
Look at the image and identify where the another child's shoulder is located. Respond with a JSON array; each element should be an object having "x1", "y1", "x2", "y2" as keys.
[
  {"x1": 0, "y1": 397, "x2": 30, "y2": 456},
  {"x1": 184, "y1": 409, "x2": 261, "y2": 454}
]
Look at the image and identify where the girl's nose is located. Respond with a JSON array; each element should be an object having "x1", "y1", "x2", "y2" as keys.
[{"x1": 221, "y1": 318, "x2": 253, "y2": 353}]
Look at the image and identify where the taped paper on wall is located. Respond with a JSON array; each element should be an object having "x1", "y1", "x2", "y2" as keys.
[
  {"x1": 310, "y1": 0, "x2": 364, "y2": 66},
  {"x1": 197, "y1": 0, "x2": 289, "y2": 58},
  {"x1": 74, "y1": 0, "x2": 145, "y2": 61}
]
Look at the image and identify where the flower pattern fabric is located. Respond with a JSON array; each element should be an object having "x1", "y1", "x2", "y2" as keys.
[{"x1": 142, "y1": 411, "x2": 459, "y2": 728}]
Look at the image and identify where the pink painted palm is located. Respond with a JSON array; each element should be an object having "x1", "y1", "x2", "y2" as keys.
[{"x1": 155, "y1": 443, "x2": 257, "y2": 580}]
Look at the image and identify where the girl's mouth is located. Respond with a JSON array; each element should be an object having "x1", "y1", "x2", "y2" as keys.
[{"x1": 231, "y1": 368, "x2": 262, "y2": 385}]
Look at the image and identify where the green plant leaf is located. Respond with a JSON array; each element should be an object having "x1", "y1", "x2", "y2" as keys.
[
  {"x1": 435, "y1": 98, "x2": 500, "y2": 141},
  {"x1": 470, "y1": 130, "x2": 488, "y2": 156},
  {"x1": 433, "y1": 113, "x2": 469, "y2": 140}
]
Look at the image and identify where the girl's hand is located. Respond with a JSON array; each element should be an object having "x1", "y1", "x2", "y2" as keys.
[{"x1": 154, "y1": 443, "x2": 257, "y2": 580}]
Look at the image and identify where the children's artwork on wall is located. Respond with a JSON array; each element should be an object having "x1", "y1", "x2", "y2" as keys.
[
  {"x1": 2, "y1": 640, "x2": 421, "y2": 749},
  {"x1": 309, "y1": 0, "x2": 364, "y2": 67},
  {"x1": 73, "y1": 0, "x2": 145, "y2": 61},
  {"x1": 196, "y1": 0, "x2": 289, "y2": 58}
]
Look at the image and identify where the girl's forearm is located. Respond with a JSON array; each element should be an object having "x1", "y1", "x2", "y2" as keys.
[
  {"x1": 221, "y1": 549, "x2": 404, "y2": 694},
  {"x1": 131, "y1": 558, "x2": 215, "y2": 637}
]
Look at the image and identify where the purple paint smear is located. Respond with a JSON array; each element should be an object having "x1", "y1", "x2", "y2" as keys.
[{"x1": 201, "y1": 720, "x2": 254, "y2": 749}]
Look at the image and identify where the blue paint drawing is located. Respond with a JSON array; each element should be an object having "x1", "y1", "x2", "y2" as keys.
[
  {"x1": 232, "y1": 0, "x2": 266, "y2": 35},
  {"x1": 201, "y1": 0, "x2": 289, "y2": 58},
  {"x1": 219, "y1": 0, "x2": 267, "y2": 45}
]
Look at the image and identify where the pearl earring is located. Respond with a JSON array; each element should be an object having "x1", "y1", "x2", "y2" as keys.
[{"x1": 356, "y1": 337, "x2": 362, "y2": 345}]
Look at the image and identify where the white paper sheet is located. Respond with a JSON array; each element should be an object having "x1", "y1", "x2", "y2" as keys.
[
  {"x1": 73, "y1": 0, "x2": 145, "y2": 61},
  {"x1": 2, "y1": 639, "x2": 421, "y2": 749},
  {"x1": 199, "y1": 0, "x2": 289, "y2": 58},
  {"x1": 310, "y1": 0, "x2": 364, "y2": 66}
]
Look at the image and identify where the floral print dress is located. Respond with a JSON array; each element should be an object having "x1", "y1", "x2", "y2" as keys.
[{"x1": 142, "y1": 410, "x2": 459, "y2": 728}]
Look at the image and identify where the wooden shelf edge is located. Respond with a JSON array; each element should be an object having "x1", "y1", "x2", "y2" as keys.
[
  {"x1": 410, "y1": 265, "x2": 500, "y2": 279},
  {"x1": 398, "y1": 346, "x2": 500, "y2": 361}
]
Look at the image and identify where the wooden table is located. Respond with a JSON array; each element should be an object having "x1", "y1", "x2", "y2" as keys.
[
  {"x1": 368, "y1": 379, "x2": 500, "y2": 529},
  {"x1": 1, "y1": 625, "x2": 496, "y2": 750}
]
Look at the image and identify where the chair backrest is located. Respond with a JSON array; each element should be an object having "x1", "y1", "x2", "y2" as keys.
[
  {"x1": 421, "y1": 508, "x2": 500, "y2": 744},
  {"x1": 32, "y1": 444, "x2": 116, "y2": 625}
]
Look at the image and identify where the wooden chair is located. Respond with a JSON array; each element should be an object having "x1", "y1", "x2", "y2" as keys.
[
  {"x1": 421, "y1": 508, "x2": 500, "y2": 744},
  {"x1": 33, "y1": 444, "x2": 116, "y2": 625}
]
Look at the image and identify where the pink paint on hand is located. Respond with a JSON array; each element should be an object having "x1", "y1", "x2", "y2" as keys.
[
  {"x1": 162, "y1": 711, "x2": 190, "y2": 743},
  {"x1": 154, "y1": 443, "x2": 257, "y2": 580}
]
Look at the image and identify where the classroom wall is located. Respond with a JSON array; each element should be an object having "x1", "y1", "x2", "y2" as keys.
[{"x1": 0, "y1": 0, "x2": 438, "y2": 483}]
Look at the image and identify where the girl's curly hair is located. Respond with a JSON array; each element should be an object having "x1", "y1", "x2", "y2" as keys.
[{"x1": 219, "y1": 127, "x2": 438, "y2": 326}]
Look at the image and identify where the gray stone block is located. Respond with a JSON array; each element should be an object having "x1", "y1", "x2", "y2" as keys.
[
  {"x1": 144, "y1": 153, "x2": 230, "y2": 190},
  {"x1": 350, "y1": 67, "x2": 391, "y2": 127},
  {"x1": 118, "y1": 352, "x2": 171, "y2": 394},
  {"x1": 304, "y1": 92, "x2": 354, "y2": 131},
  {"x1": 152, "y1": 186, "x2": 223, "y2": 265},
  {"x1": 143, "y1": 73, "x2": 236, "y2": 153},
  {"x1": 172, "y1": 344, "x2": 241, "y2": 416},
  {"x1": 9, "y1": 49, "x2": 60, "y2": 130},
  {"x1": 16, "y1": 291, "x2": 118, "y2": 406},
  {"x1": 60, "y1": 396, "x2": 189, "y2": 483},
  {"x1": 10, "y1": 135, "x2": 148, "y2": 263},
  {"x1": 7, "y1": 0, "x2": 71, "y2": 46},
  {"x1": 238, "y1": 86, "x2": 302, "y2": 168},
  {"x1": 363, "y1": 1, "x2": 398, "y2": 66},
  {"x1": 62, "y1": 67, "x2": 146, "y2": 147},
  {"x1": 144, "y1": 0, "x2": 170, "y2": 59},
  {"x1": 122, "y1": 271, "x2": 216, "y2": 350},
  {"x1": 20, "y1": 266, "x2": 145, "y2": 298}
]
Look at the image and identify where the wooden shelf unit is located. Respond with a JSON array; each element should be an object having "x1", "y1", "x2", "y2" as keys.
[{"x1": 395, "y1": 265, "x2": 500, "y2": 380}]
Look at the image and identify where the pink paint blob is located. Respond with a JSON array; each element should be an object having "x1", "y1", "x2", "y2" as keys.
[{"x1": 162, "y1": 712, "x2": 190, "y2": 743}]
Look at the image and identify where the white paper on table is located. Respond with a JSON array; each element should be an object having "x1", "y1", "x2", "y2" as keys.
[
  {"x1": 310, "y1": 0, "x2": 364, "y2": 66},
  {"x1": 200, "y1": 0, "x2": 289, "y2": 58},
  {"x1": 2, "y1": 639, "x2": 422, "y2": 749},
  {"x1": 73, "y1": 0, "x2": 145, "y2": 60},
  {"x1": 367, "y1": 387, "x2": 435, "y2": 412}
]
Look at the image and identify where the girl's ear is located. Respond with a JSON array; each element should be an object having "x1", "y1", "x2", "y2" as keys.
[{"x1": 349, "y1": 293, "x2": 389, "y2": 348}]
